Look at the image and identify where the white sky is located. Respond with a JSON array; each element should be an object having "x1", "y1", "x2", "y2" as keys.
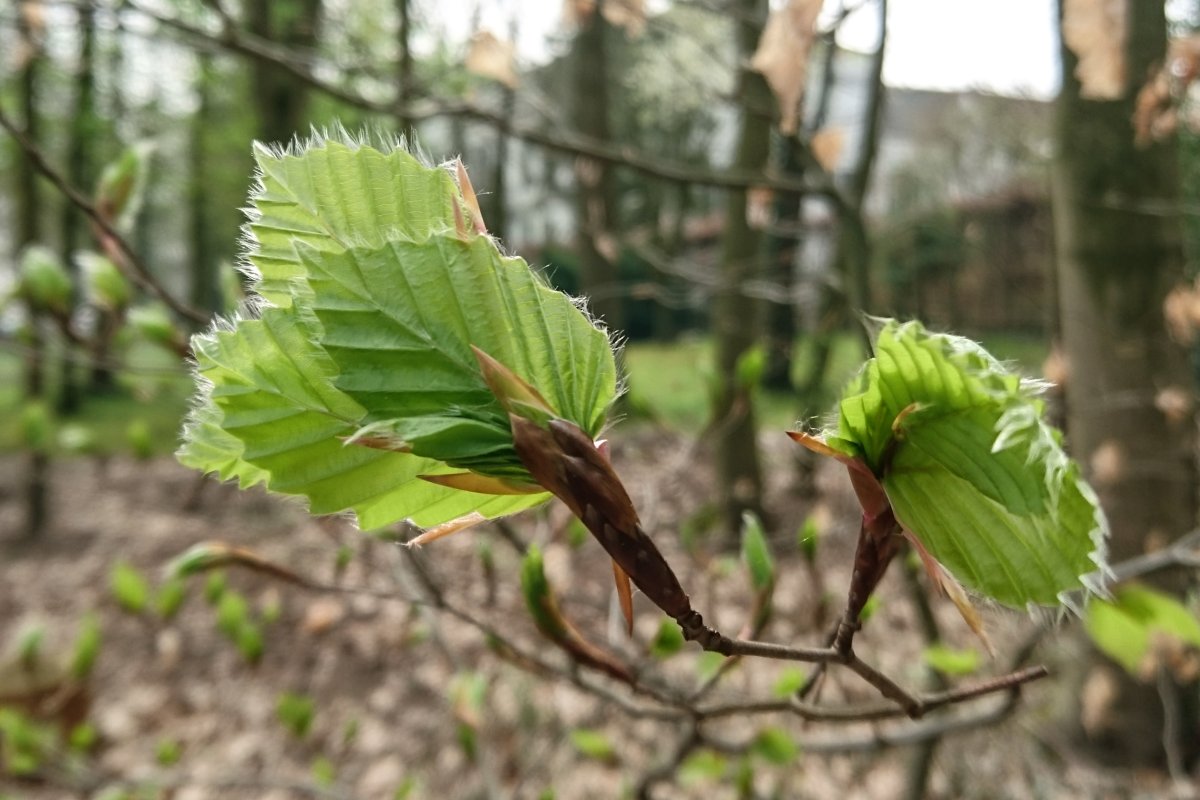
[
  {"x1": 836, "y1": 0, "x2": 1060, "y2": 98},
  {"x1": 442, "y1": 0, "x2": 1061, "y2": 100}
]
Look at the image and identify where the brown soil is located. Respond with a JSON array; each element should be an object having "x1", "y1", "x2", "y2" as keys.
[{"x1": 0, "y1": 430, "x2": 1189, "y2": 800}]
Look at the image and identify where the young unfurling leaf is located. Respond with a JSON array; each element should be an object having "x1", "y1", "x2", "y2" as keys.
[
  {"x1": 178, "y1": 131, "x2": 617, "y2": 531},
  {"x1": 795, "y1": 318, "x2": 1109, "y2": 610}
]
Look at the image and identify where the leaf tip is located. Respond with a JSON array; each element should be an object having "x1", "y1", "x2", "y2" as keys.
[
  {"x1": 454, "y1": 158, "x2": 488, "y2": 235},
  {"x1": 471, "y1": 346, "x2": 556, "y2": 420}
]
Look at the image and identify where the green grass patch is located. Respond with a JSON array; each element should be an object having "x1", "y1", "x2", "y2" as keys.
[
  {"x1": 622, "y1": 333, "x2": 866, "y2": 432},
  {"x1": 622, "y1": 330, "x2": 1048, "y2": 433},
  {"x1": 0, "y1": 328, "x2": 1049, "y2": 454},
  {"x1": 976, "y1": 331, "x2": 1050, "y2": 374},
  {"x1": 0, "y1": 343, "x2": 191, "y2": 457}
]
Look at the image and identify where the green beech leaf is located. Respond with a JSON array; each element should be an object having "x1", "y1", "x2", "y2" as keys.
[
  {"x1": 822, "y1": 318, "x2": 1108, "y2": 608},
  {"x1": 751, "y1": 727, "x2": 799, "y2": 765},
  {"x1": 276, "y1": 692, "x2": 316, "y2": 739},
  {"x1": 568, "y1": 729, "x2": 617, "y2": 762},
  {"x1": 679, "y1": 750, "x2": 727, "y2": 783},
  {"x1": 520, "y1": 545, "x2": 566, "y2": 639},
  {"x1": 80, "y1": 252, "x2": 131, "y2": 310},
  {"x1": 247, "y1": 136, "x2": 466, "y2": 308},
  {"x1": 295, "y1": 235, "x2": 613, "y2": 472},
  {"x1": 179, "y1": 132, "x2": 617, "y2": 530},
  {"x1": 69, "y1": 614, "x2": 102, "y2": 680},
  {"x1": 1085, "y1": 584, "x2": 1200, "y2": 678},
  {"x1": 922, "y1": 644, "x2": 981, "y2": 676},
  {"x1": 649, "y1": 618, "x2": 685, "y2": 659},
  {"x1": 771, "y1": 666, "x2": 807, "y2": 698},
  {"x1": 695, "y1": 651, "x2": 726, "y2": 681},
  {"x1": 110, "y1": 562, "x2": 150, "y2": 614},
  {"x1": 740, "y1": 511, "x2": 775, "y2": 592},
  {"x1": 95, "y1": 143, "x2": 151, "y2": 231},
  {"x1": 18, "y1": 245, "x2": 72, "y2": 315}
]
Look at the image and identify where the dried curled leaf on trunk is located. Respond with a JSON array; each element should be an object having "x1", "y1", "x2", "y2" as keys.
[
  {"x1": 1062, "y1": 0, "x2": 1128, "y2": 100},
  {"x1": 750, "y1": 0, "x2": 823, "y2": 134}
]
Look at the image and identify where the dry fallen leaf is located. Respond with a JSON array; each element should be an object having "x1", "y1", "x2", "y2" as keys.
[
  {"x1": 1134, "y1": 36, "x2": 1200, "y2": 146},
  {"x1": 20, "y1": 1, "x2": 44, "y2": 36},
  {"x1": 746, "y1": 186, "x2": 774, "y2": 230},
  {"x1": 1062, "y1": 0, "x2": 1128, "y2": 100},
  {"x1": 1041, "y1": 344, "x2": 1069, "y2": 386},
  {"x1": 1090, "y1": 439, "x2": 1125, "y2": 486},
  {"x1": 405, "y1": 511, "x2": 490, "y2": 547},
  {"x1": 1163, "y1": 281, "x2": 1200, "y2": 343},
  {"x1": 564, "y1": 0, "x2": 646, "y2": 36},
  {"x1": 1080, "y1": 664, "x2": 1119, "y2": 734},
  {"x1": 751, "y1": 0, "x2": 824, "y2": 134},
  {"x1": 810, "y1": 127, "x2": 845, "y2": 172},
  {"x1": 1154, "y1": 385, "x2": 1194, "y2": 425},
  {"x1": 465, "y1": 29, "x2": 519, "y2": 89},
  {"x1": 302, "y1": 597, "x2": 347, "y2": 635}
]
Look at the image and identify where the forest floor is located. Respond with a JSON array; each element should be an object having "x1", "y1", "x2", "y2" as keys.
[{"x1": 0, "y1": 426, "x2": 1194, "y2": 800}]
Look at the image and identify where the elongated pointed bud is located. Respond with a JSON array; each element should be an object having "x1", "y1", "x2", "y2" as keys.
[
  {"x1": 455, "y1": 159, "x2": 488, "y2": 235},
  {"x1": 406, "y1": 512, "x2": 488, "y2": 547},
  {"x1": 612, "y1": 560, "x2": 634, "y2": 636},
  {"x1": 740, "y1": 512, "x2": 775, "y2": 593},
  {"x1": 419, "y1": 472, "x2": 543, "y2": 495},
  {"x1": 520, "y1": 545, "x2": 633, "y2": 681},
  {"x1": 472, "y1": 345, "x2": 556, "y2": 423},
  {"x1": 166, "y1": 542, "x2": 306, "y2": 586}
]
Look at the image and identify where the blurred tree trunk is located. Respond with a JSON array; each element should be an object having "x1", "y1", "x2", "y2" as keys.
[
  {"x1": 792, "y1": 2, "x2": 886, "y2": 496},
  {"x1": 651, "y1": 182, "x2": 691, "y2": 340},
  {"x1": 484, "y1": 16, "x2": 518, "y2": 242},
  {"x1": 842, "y1": 0, "x2": 886, "y2": 314},
  {"x1": 1053, "y1": 0, "x2": 1199, "y2": 767},
  {"x1": 248, "y1": 0, "x2": 323, "y2": 145},
  {"x1": 189, "y1": 51, "x2": 220, "y2": 318},
  {"x1": 395, "y1": 0, "x2": 414, "y2": 136},
  {"x1": 570, "y1": 2, "x2": 623, "y2": 333},
  {"x1": 762, "y1": 31, "x2": 840, "y2": 391},
  {"x1": 761, "y1": 134, "x2": 803, "y2": 391},
  {"x1": 794, "y1": 1, "x2": 886, "y2": 403},
  {"x1": 712, "y1": 0, "x2": 771, "y2": 537},
  {"x1": 16, "y1": 5, "x2": 47, "y2": 539},
  {"x1": 16, "y1": 15, "x2": 40, "y2": 255},
  {"x1": 62, "y1": 2, "x2": 100, "y2": 402}
]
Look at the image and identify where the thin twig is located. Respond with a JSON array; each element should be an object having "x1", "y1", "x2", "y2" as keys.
[
  {"x1": 693, "y1": 665, "x2": 1047, "y2": 723},
  {"x1": 1157, "y1": 665, "x2": 1187, "y2": 785},
  {"x1": 0, "y1": 103, "x2": 209, "y2": 325},
  {"x1": 116, "y1": 0, "x2": 853, "y2": 203},
  {"x1": 634, "y1": 721, "x2": 701, "y2": 800},
  {"x1": 1104, "y1": 528, "x2": 1200, "y2": 582},
  {"x1": 704, "y1": 688, "x2": 1026, "y2": 756},
  {"x1": 46, "y1": 764, "x2": 356, "y2": 800}
]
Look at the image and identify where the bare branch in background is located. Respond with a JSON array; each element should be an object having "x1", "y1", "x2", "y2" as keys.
[
  {"x1": 0, "y1": 102, "x2": 209, "y2": 325},
  {"x1": 114, "y1": 0, "x2": 853, "y2": 205}
]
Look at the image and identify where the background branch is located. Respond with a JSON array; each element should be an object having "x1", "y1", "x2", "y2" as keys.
[{"x1": 0, "y1": 102, "x2": 209, "y2": 325}]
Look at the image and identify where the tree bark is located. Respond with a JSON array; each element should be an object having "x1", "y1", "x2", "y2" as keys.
[
  {"x1": 484, "y1": 16, "x2": 518, "y2": 242},
  {"x1": 189, "y1": 50, "x2": 220, "y2": 318},
  {"x1": 1053, "y1": 0, "x2": 1199, "y2": 766},
  {"x1": 16, "y1": 6, "x2": 48, "y2": 540},
  {"x1": 570, "y1": 1, "x2": 623, "y2": 333},
  {"x1": 248, "y1": 0, "x2": 323, "y2": 145},
  {"x1": 791, "y1": 2, "x2": 886, "y2": 495},
  {"x1": 712, "y1": 0, "x2": 771, "y2": 537},
  {"x1": 62, "y1": 3, "x2": 99, "y2": 402},
  {"x1": 762, "y1": 134, "x2": 803, "y2": 391},
  {"x1": 395, "y1": 0, "x2": 415, "y2": 136}
]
